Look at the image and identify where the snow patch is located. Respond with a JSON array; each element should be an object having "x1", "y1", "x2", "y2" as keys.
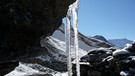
[{"x1": 113, "y1": 49, "x2": 132, "y2": 57}]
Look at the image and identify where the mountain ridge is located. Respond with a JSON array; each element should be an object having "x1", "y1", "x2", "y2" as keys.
[
  {"x1": 108, "y1": 38, "x2": 133, "y2": 48},
  {"x1": 92, "y1": 35, "x2": 133, "y2": 48}
]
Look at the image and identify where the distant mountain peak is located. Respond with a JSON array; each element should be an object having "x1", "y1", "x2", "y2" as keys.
[
  {"x1": 108, "y1": 38, "x2": 133, "y2": 48},
  {"x1": 92, "y1": 35, "x2": 108, "y2": 42}
]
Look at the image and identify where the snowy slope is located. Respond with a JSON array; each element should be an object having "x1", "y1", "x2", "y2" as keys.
[
  {"x1": 52, "y1": 24, "x2": 112, "y2": 51},
  {"x1": 6, "y1": 62, "x2": 67, "y2": 76},
  {"x1": 108, "y1": 38, "x2": 133, "y2": 48}
]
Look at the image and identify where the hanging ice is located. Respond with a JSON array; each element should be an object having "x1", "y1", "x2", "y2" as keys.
[
  {"x1": 65, "y1": 0, "x2": 80, "y2": 76},
  {"x1": 65, "y1": 5, "x2": 72, "y2": 76},
  {"x1": 72, "y1": 0, "x2": 80, "y2": 76}
]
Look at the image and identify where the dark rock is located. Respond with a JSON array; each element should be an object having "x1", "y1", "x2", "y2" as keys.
[
  {"x1": 128, "y1": 42, "x2": 135, "y2": 53},
  {"x1": 0, "y1": 61, "x2": 19, "y2": 76},
  {"x1": 21, "y1": 38, "x2": 69, "y2": 72},
  {"x1": 87, "y1": 54, "x2": 99, "y2": 62},
  {"x1": 72, "y1": 64, "x2": 90, "y2": 76},
  {"x1": 87, "y1": 70, "x2": 102, "y2": 76},
  {"x1": 80, "y1": 55, "x2": 89, "y2": 62},
  {"x1": 129, "y1": 68, "x2": 135, "y2": 74},
  {"x1": 0, "y1": 0, "x2": 75, "y2": 75}
]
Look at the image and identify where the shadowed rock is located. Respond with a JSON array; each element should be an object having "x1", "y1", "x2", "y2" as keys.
[{"x1": 0, "y1": 0, "x2": 75, "y2": 75}]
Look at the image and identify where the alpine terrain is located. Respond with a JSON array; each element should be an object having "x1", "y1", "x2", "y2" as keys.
[{"x1": 6, "y1": 24, "x2": 112, "y2": 76}]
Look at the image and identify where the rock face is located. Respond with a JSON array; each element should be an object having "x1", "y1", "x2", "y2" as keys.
[
  {"x1": 74, "y1": 42, "x2": 135, "y2": 76},
  {"x1": 0, "y1": 0, "x2": 75, "y2": 75}
]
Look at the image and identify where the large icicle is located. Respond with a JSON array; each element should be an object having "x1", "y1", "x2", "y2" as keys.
[
  {"x1": 65, "y1": 0, "x2": 80, "y2": 76},
  {"x1": 65, "y1": 5, "x2": 72, "y2": 76},
  {"x1": 72, "y1": 0, "x2": 80, "y2": 76}
]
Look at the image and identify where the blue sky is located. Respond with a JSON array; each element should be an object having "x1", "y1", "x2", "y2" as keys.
[{"x1": 78, "y1": 0, "x2": 135, "y2": 41}]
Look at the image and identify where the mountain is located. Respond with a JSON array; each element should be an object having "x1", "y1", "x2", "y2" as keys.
[
  {"x1": 92, "y1": 35, "x2": 108, "y2": 42},
  {"x1": 108, "y1": 38, "x2": 133, "y2": 48},
  {"x1": 92, "y1": 35, "x2": 133, "y2": 48},
  {"x1": 6, "y1": 24, "x2": 112, "y2": 76}
]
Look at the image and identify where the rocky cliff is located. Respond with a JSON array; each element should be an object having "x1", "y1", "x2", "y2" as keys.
[{"x1": 0, "y1": 0, "x2": 75, "y2": 75}]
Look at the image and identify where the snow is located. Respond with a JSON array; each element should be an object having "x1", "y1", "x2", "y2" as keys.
[
  {"x1": 120, "y1": 71, "x2": 130, "y2": 76},
  {"x1": 6, "y1": 62, "x2": 69, "y2": 76},
  {"x1": 54, "y1": 72, "x2": 68, "y2": 76},
  {"x1": 42, "y1": 36, "x2": 87, "y2": 59},
  {"x1": 52, "y1": 27, "x2": 94, "y2": 51},
  {"x1": 6, "y1": 63, "x2": 45, "y2": 76},
  {"x1": 123, "y1": 43, "x2": 132, "y2": 50},
  {"x1": 113, "y1": 49, "x2": 132, "y2": 57},
  {"x1": 88, "y1": 47, "x2": 112, "y2": 55},
  {"x1": 132, "y1": 56, "x2": 135, "y2": 61}
]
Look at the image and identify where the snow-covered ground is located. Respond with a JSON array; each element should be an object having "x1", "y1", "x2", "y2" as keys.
[{"x1": 6, "y1": 62, "x2": 67, "y2": 76}]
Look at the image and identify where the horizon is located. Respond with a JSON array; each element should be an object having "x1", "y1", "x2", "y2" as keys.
[{"x1": 78, "y1": 0, "x2": 135, "y2": 41}]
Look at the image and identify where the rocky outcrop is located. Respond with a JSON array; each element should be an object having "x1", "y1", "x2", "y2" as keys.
[
  {"x1": 0, "y1": 0, "x2": 75, "y2": 75},
  {"x1": 73, "y1": 42, "x2": 135, "y2": 76},
  {"x1": 113, "y1": 43, "x2": 135, "y2": 76}
]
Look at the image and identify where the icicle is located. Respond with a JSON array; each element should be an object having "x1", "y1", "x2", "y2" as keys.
[
  {"x1": 65, "y1": 0, "x2": 80, "y2": 76},
  {"x1": 72, "y1": 0, "x2": 80, "y2": 76},
  {"x1": 65, "y1": 5, "x2": 72, "y2": 76}
]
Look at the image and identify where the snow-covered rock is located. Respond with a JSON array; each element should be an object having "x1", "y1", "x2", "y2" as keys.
[
  {"x1": 113, "y1": 49, "x2": 132, "y2": 57},
  {"x1": 78, "y1": 42, "x2": 135, "y2": 76}
]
